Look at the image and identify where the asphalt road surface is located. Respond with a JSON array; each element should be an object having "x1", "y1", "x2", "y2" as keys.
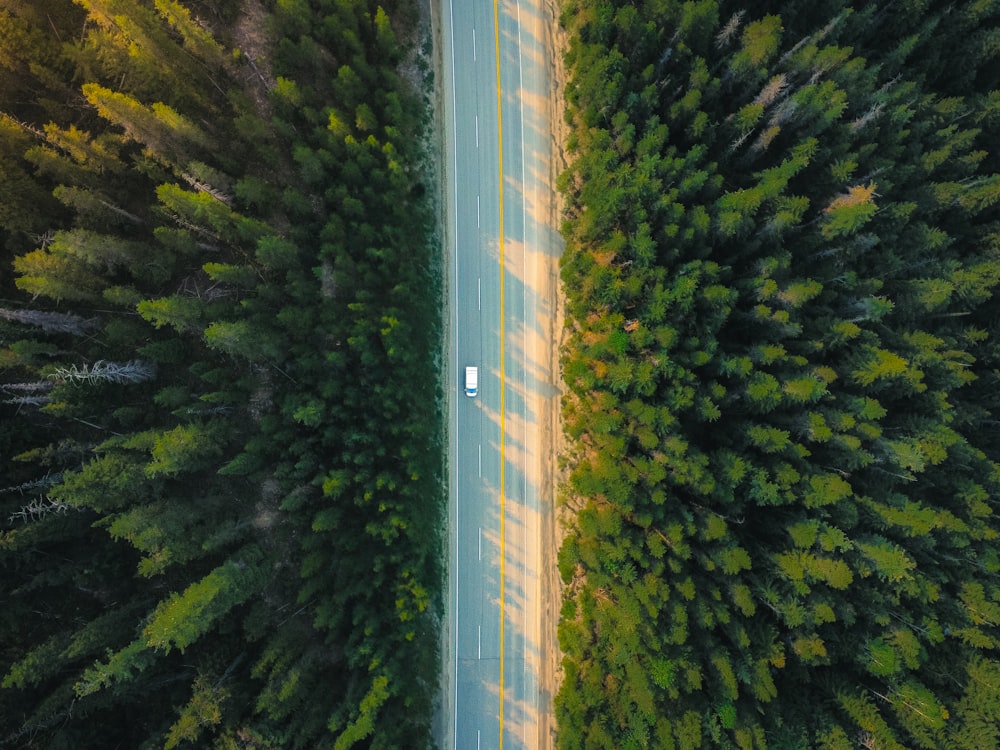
[{"x1": 442, "y1": 0, "x2": 556, "y2": 747}]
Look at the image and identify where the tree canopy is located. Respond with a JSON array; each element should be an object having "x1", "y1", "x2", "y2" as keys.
[
  {"x1": 0, "y1": 0, "x2": 442, "y2": 747},
  {"x1": 557, "y1": 1, "x2": 1000, "y2": 748}
]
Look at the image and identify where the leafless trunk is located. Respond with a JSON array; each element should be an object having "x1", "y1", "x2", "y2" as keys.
[
  {"x1": 49, "y1": 359, "x2": 157, "y2": 384},
  {"x1": 0, "y1": 307, "x2": 99, "y2": 335}
]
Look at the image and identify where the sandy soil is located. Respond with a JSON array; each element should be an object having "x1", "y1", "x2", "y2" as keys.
[{"x1": 533, "y1": 2, "x2": 569, "y2": 748}]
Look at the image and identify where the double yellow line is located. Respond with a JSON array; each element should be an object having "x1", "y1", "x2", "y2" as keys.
[{"x1": 492, "y1": 0, "x2": 507, "y2": 746}]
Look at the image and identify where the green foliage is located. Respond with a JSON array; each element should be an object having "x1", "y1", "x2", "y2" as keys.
[
  {"x1": 163, "y1": 674, "x2": 229, "y2": 749},
  {"x1": 0, "y1": 0, "x2": 441, "y2": 746},
  {"x1": 204, "y1": 319, "x2": 282, "y2": 361},
  {"x1": 137, "y1": 294, "x2": 206, "y2": 333},
  {"x1": 558, "y1": 0, "x2": 1000, "y2": 748},
  {"x1": 143, "y1": 422, "x2": 228, "y2": 476},
  {"x1": 143, "y1": 548, "x2": 265, "y2": 653}
]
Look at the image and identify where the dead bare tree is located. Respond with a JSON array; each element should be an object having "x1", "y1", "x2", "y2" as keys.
[
  {"x1": 0, "y1": 307, "x2": 99, "y2": 336},
  {"x1": 48, "y1": 359, "x2": 157, "y2": 384},
  {"x1": 8, "y1": 496, "x2": 77, "y2": 525}
]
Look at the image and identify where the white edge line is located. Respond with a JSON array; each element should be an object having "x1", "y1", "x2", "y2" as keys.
[{"x1": 448, "y1": 0, "x2": 459, "y2": 747}]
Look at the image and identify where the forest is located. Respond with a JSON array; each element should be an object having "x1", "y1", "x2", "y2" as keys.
[
  {"x1": 0, "y1": 0, "x2": 442, "y2": 748},
  {"x1": 556, "y1": 1, "x2": 1000, "y2": 749}
]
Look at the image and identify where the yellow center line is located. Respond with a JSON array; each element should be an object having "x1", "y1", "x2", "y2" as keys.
[{"x1": 493, "y1": 0, "x2": 506, "y2": 746}]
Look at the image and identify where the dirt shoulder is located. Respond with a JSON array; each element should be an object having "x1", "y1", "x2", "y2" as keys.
[{"x1": 536, "y1": 2, "x2": 569, "y2": 747}]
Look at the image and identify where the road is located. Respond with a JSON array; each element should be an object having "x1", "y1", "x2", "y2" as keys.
[{"x1": 441, "y1": 0, "x2": 561, "y2": 748}]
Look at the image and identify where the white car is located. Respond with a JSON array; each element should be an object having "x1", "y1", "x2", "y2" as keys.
[{"x1": 464, "y1": 366, "x2": 478, "y2": 397}]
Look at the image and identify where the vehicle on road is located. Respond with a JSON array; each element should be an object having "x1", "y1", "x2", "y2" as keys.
[{"x1": 465, "y1": 366, "x2": 478, "y2": 397}]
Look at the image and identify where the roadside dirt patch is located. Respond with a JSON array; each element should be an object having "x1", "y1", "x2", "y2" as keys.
[{"x1": 537, "y1": 1, "x2": 570, "y2": 747}]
